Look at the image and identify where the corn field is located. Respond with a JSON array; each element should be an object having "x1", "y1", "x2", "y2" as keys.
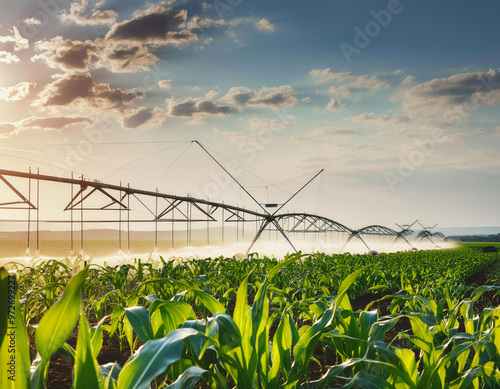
[{"x1": 1, "y1": 247, "x2": 500, "y2": 388}]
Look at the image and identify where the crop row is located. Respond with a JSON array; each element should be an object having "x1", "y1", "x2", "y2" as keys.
[{"x1": 1, "y1": 247, "x2": 500, "y2": 388}]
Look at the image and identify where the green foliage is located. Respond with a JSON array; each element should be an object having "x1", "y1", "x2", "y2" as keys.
[{"x1": 1, "y1": 247, "x2": 499, "y2": 388}]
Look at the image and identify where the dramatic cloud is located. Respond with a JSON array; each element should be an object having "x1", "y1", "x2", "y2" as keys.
[
  {"x1": 309, "y1": 68, "x2": 353, "y2": 84},
  {"x1": 402, "y1": 69, "x2": 500, "y2": 114},
  {"x1": 99, "y1": 43, "x2": 159, "y2": 73},
  {"x1": 222, "y1": 86, "x2": 298, "y2": 108},
  {"x1": 167, "y1": 98, "x2": 233, "y2": 117},
  {"x1": 256, "y1": 18, "x2": 275, "y2": 32},
  {"x1": 106, "y1": 6, "x2": 196, "y2": 45},
  {"x1": 33, "y1": 36, "x2": 159, "y2": 73},
  {"x1": 122, "y1": 107, "x2": 165, "y2": 129},
  {"x1": 0, "y1": 82, "x2": 34, "y2": 102},
  {"x1": 291, "y1": 126, "x2": 356, "y2": 142},
  {"x1": 326, "y1": 98, "x2": 345, "y2": 111},
  {"x1": 33, "y1": 37, "x2": 99, "y2": 71},
  {"x1": 34, "y1": 73, "x2": 143, "y2": 111}
]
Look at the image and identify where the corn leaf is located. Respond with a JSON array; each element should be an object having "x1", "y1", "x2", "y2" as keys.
[
  {"x1": 164, "y1": 366, "x2": 207, "y2": 389},
  {"x1": 35, "y1": 267, "x2": 88, "y2": 361},
  {"x1": 124, "y1": 307, "x2": 154, "y2": 343},
  {"x1": 73, "y1": 311, "x2": 100, "y2": 389},
  {"x1": 117, "y1": 327, "x2": 199, "y2": 389}
]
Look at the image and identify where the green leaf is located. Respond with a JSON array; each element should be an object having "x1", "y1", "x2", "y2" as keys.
[
  {"x1": 150, "y1": 301, "x2": 195, "y2": 339},
  {"x1": 268, "y1": 253, "x2": 303, "y2": 279},
  {"x1": 35, "y1": 267, "x2": 89, "y2": 361},
  {"x1": 341, "y1": 370, "x2": 397, "y2": 389},
  {"x1": 333, "y1": 266, "x2": 371, "y2": 314},
  {"x1": 164, "y1": 366, "x2": 207, "y2": 389},
  {"x1": 90, "y1": 317, "x2": 107, "y2": 358},
  {"x1": 58, "y1": 343, "x2": 76, "y2": 365},
  {"x1": 124, "y1": 307, "x2": 154, "y2": 343},
  {"x1": 213, "y1": 313, "x2": 242, "y2": 350},
  {"x1": 100, "y1": 363, "x2": 121, "y2": 389},
  {"x1": 233, "y1": 275, "x2": 250, "y2": 331},
  {"x1": 117, "y1": 328, "x2": 199, "y2": 389},
  {"x1": 172, "y1": 280, "x2": 227, "y2": 315},
  {"x1": 73, "y1": 310, "x2": 100, "y2": 389}
]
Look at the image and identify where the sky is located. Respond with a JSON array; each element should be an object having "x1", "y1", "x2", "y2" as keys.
[{"x1": 0, "y1": 0, "x2": 500, "y2": 230}]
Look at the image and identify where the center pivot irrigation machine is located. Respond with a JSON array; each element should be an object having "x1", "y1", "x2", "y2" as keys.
[{"x1": 0, "y1": 141, "x2": 451, "y2": 257}]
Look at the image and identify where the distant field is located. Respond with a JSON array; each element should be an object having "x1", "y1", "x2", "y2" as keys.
[
  {"x1": 0, "y1": 239, "x2": 216, "y2": 259},
  {"x1": 462, "y1": 242, "x2": 500, "y2": 249}
]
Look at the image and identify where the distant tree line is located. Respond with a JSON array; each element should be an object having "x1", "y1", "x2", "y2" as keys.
[{"x1": 455, "y1": 233, "x2": 500, "y2": 242}]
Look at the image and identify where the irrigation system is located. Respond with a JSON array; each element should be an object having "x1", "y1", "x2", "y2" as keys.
[{"x1": 0, "y1": 142, "x2": 449, "y2": 257}]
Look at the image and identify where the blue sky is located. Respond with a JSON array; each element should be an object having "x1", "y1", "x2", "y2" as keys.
[{"x1": 0, "y1": 0, "x2": 499, "y2": 229}]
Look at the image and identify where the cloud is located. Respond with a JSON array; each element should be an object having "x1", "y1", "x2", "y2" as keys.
[
  {"x1": 106, "y1": 6, "x2": 196, "y2": 45},
  {"x1": 474, "y1": 126, "x2": 500, "y2": 136},
  {"x1": 0, "y1": 51, "x2": 19, "y2": 64},
  {"x1": 24, "y1": 17, "x2": 42, "y2": 25},
  {"x1": 349, "y1": 112, "x2": 412, "y2": 124},
  {"x1": 158, "y1": 79, "x2": 173, "y2": 89},
  {"x1": 0, "y1": 27, "x2": 29, "y2": 51},
  {"x1": 309, "y1": 68, "x2": 353, "y2": 84},
  {"x1": 60, "y1": 0, "x2": 117, "y2": 25},
  {"x1": 402, "y1": 69, "x2": 500, "y2": 114},
  {"x1": 34, "y1": 73, "x2": 143, "y2": 111},
  {"x1": 21, "y1": 116, "x2": 93, "y2": 129},
  {"x1": 33, "y1": 37, "x2": 159, "y2": 73},
  {"x1": 99, "y1": 43, "x2": 159, "y2": 73},
  {"x1": 0, "y1": 116, "x2": 93, "y2": 137},
  {"x1": 248, "y1": 116, "x2": 288, "y2": 130},
  {"x1": 206, "y1": 90, "x2": 219, "y2": 99},
  {"x1": 0, "y1": 82, "x2": 35, "y2": 102},
  {"x1": 0, "y1": 123, "x2": 16, "y2": 135},
  {"x1": 201, "y1": 2, "x2": 212, "y2": 11},
  {"x1": 290, "y1": 126, "x2": 356, "y2": 142},
  {"x1": 401, "y1": 75, "x2": 415, "y2": 85},
  {"x1": 33, "y1": 37, "x2": 99, "y2": 71},
  {"x1": 324, "y1": 85, "x2": 351, "y2": 98},
  {"x1": 326, "y1": 98, "x2": 345, "y2": 111},
  {"x1": 122, "y1": 107, "x2": 165, "y2": 129},
  {"x1": 349, "y1": 75, "x2": 390, "y2": 90},
  {"x1": 167, "y1": 98, "x2": 233, "y2": 117},
  {"x1": 187, "y1": 16, "x2": 226, "y2": 29},
  {"x1": 256, "y1": 18, "x2": 275, "y2": 32},
  {"x1": 222, "y1": 86, "x2": 298, "y2": 108},
  {"x1": 321, "y1": 75, "x2": 389, "y2": 99}
]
